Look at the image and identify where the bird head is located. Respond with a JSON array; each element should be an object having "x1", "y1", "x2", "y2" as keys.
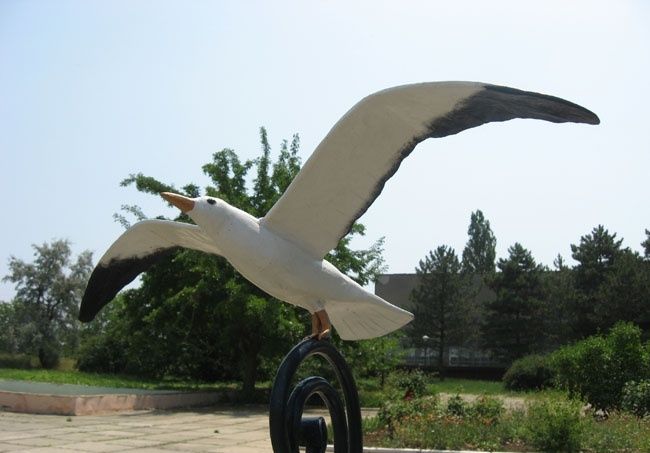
[{"x1": 161, "y1": 192, "x2": 228, "y2": 229}]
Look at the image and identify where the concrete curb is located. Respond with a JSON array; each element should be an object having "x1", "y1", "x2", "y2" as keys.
[
  {"x1": 327, "y1": 448, "x2": 511, "y2": 453},
  {"x1": 0, "y1": 389, "x2": 226, "y2": 415}
]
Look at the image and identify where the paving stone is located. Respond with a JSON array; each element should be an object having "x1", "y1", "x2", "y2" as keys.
[
  {"x1": 58, "y1": 441, "x2": 124, "y2": 452},
  {"x1": 17, "y1": 448, "x2": 83, "y2": 453},
  {"x1": 0, "y1": 437, "x2": 59, "y2": 448},
  {"x1": 0, "y1": 407, "x2": 276, "y2": 452}
]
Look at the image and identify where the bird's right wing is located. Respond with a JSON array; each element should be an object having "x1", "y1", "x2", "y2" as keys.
[
  {"x1": 79, "y1": 219, "x2": 221, "y2": 322},
  {"x1": 261, "y1": 82, "x2": 599, "y2": 259}
]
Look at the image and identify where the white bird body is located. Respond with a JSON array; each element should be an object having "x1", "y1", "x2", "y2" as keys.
[{"x1": 79, "y1": 81, "x2": 599, "y2": 340}]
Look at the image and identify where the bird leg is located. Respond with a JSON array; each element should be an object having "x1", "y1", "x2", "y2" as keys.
[{"x1": 310, "y1": 310, "x2": 331, "y2": 340}]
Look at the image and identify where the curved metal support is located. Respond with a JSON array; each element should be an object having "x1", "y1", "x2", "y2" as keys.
[{"x1": 269, "y1": 338, "x2": 363, "y2": 453}]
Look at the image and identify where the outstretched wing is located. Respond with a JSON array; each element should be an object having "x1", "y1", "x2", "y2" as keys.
[
  {"x1": 79, "y1": 219, "x2": 222, "y2": 322},
  {"x1": 261, "y1": 82, "x2": 599, "y2": 259}
]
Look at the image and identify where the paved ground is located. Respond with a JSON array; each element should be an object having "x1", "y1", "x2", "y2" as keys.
[
  {"x1": 0, "y1": 406, "x2": 380, "y2": 453},
  {"x1": 0, "y1": 406, "x2": 274, "y2": 452}
]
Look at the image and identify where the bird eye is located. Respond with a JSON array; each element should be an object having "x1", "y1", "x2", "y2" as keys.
[{"x1": 207, "y1": 198, "x2": 216, "y2": 205}]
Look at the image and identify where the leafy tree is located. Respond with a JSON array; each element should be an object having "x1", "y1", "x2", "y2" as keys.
[
  {"x1": 482, "y1": 243, "x2": 545, "y2": 363},
  {"x1": 459, "y1": 210, "x2": 497, "y2": 346},
  {"x1": 345, "y1": 333, "x2": 403, "y2": 387},
  {"x1": 3, "y1": 240, "x2": 92, "y2": 368},
  {"x1": 0, "y1": 302, "x2": 18, "y2": 354},
  {"x1": 78, "y1": 128, "x2": 386, "y2": 392},
  {"x1": 461, "y1": 210, "x2": 497, "y2": 277},
  {"x1": 643, "y1": 229, "x2": 650, "y2": 259},
  {"x1": 410, "y1": 245, "x2": 463, "y2": 379}
]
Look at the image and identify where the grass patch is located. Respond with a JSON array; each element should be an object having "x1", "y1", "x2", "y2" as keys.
[
  {"x1": 427, "y1": 378, "x2": 509, "y2": 396},
  {"x1": 0, "y1": 367, "x2": 270, "y2": 393},
  {"x1": 355, "y1": 375, "x2": 529, "y2": 407}
]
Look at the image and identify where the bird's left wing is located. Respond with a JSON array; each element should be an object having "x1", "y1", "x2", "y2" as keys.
[
  {"x1": 261, "y1": 82, "x2": 599, "y2": 259},
  {"x1": 79, "y1": 219, "x2": 221, "y2": 322}
]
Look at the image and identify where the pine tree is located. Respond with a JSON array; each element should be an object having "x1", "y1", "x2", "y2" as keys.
[
  {"x1": 410, "y1": 245, "x2": 463, "y2": 379},
  {"x1": 570, "y1": 225, "x2": 623, "y2": 337},
  {"x1": 482, "y1": 243, "x2": 545, "y2": 363}
]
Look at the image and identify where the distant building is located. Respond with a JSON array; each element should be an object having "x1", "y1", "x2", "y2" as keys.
[{"x1": 374, "y1": 273, "x2": 505, "y2": 374}]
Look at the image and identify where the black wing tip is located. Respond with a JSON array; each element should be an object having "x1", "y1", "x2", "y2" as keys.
[
  {"x1": 484, "y1": 84, "x2": 600, "y2": 125},
  {"x1": 78, "y1": 309, "x2": 95, "y2": 323},
  {"x1": 78, "y1": 292, "x2": 102, "y2": 322}
]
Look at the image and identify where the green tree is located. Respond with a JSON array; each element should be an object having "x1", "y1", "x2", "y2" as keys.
[
  {"x1": 410, "y1": 245, "x2": 463, "y2": 379},
  {"x1": 461, "y1": 210, "x2": 497, "y2": 277},
  {"x1": 541, "y1": 254, "x2": 576, "y2": 349},
  {"x1": 569, "y1": 225, "x2": 648, "y2": 337},
  {"x1": 643, "y1": 229, "x2": 650, "y2": 259},
  {"x1": 482, "y1": 243, "x2": 545, "y2": 363},
  {"x1": 346, "y1": 333, "x2": 403, "y2": 387},
  {"x1": 551, "y1": 322, "x2": 650, "y2": 412},
  {"x1": 3, "y1": 240, "x2": 92, "y2": 368},
  {"x1": 596, "y1": 249, "x2": 649, "y2": 331},
  {"x1": 0, "y1": 302, "x2": 18, "y2": 353},
  {"x1": 79, "y1": 128, "x2": 386, "y2": 393},
  {"x1": 459, "y1": 210, "x2": 497, "y2": 346}
]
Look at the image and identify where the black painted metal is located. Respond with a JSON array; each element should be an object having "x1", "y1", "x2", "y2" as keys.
[{"x1": 269, "y1": 338, "x2": 363, "y2": 453}]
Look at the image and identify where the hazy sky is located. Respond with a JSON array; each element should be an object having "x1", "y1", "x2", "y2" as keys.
[{"x1": 1, "y1": 0, "x2": 649, "y2": 301}]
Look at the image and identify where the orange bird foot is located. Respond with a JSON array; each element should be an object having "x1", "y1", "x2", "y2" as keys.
[{"x1": 309, "y1": 309, "x2": 331, "y2": 340}]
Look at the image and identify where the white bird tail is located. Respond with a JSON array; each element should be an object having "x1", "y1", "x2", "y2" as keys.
[{"x1": 326, "y1": 295, "x2": 414, "y2": 340}]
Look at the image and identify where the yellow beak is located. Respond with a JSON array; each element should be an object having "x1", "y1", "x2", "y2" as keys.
[{"x1": 161, "y1": 192, "x2": 195, "y2": 213}]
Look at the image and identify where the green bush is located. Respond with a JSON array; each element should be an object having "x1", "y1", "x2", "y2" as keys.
[
  {"x1": 446, "y1": 393, "x2": 468, "y2": 416},
  {"x1": 503, "y1": 354, "x2": 554, "y2": 391},
  {"x1": 377, "y1": 395, "x2": 439, "y2": 435},
  {"x1": 621, "y1": 380, "x2": 650, "y2": 418},
  {"x1": 76, "y1": 335, "x2": 128, "y2": 374},
  {"x1": 38, "y1": 343, "x2": 60, "y2": 369},
  {"x1": 386, "y1": 369, "x2": 427, "y2": 399},
  {"x1": 550, "y1": 322, "x2": 650, "y2": 411},
  {"x1": 445, "y1": 394, "x2": 504, "y2": 422},
  {"x1": 525, "y1": 398, "x2": 585, "y2": 452},
  {"x1": 0, "y1": 353, "x2": 34, "y2": 369},
  {"x1": 472, "y1": 395, "x2": 505, "y2": 423}
]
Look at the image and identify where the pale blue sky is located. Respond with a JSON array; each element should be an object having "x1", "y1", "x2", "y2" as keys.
[{"x1": 1, "y1": 0, "x2": 649, "y2": 301}]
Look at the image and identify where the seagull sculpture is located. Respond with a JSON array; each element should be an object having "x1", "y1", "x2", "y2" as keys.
[{"x1": 79, "y1": 82, "x2": 599, "y2": 340}]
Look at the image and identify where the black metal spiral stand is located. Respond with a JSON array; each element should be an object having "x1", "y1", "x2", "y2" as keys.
[{"x1": 269, "y1": 338, "x2": 363, "y2": 453}]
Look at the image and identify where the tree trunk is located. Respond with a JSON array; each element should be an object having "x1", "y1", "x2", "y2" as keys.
[
  {"x1": 438, "y1": 335, "x2": 445, "y2": 381},
  {"x1": 241, "y1": 350, "x2": 259, "y2": 398}
]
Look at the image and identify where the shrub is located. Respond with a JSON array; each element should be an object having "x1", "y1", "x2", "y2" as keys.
[
  {"x1": 621, "y1": 380, "x2": 650, "y2": 417},
  {"x1": 525, "y1": 398, "x2": 585, "y2": 452},
  {"x1": 76, "y1": 335, "x2": 128, "y2": 374},
  {"x1": 503, "y1": 354, "x2": 554, "y2": 391},
  {"x1": 38, "y1": 343, "x2": 60, "y2": 369},
  {"x1": 386, "y1": 369, "x2": 427, "y2": 399},
  {"x1": 472, "y1": 395, "x2": 505, "y2": 423},
  {"x1": 445, "y1": 394, "x2": 504, "y2": 422},
  {"x1": 550, "y1": 322, "x2": 650, "y2": 411},
  {"x1": 0, "y1": 353, "x2": 34, "y2": 369},
  {"x1": 446, "y1": 393, "x2": 468, "y2": 416},
  {"x1": 377, "y1": 395, "x2": 439, "y2": 436}
]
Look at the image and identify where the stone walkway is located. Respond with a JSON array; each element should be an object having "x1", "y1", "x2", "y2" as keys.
[
  {"x1": 0, "y1": 406, "x2": 273, "y2": 452},
  {"x1": 0, "y1": 406, "x2": 381, "y2": 453}
]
